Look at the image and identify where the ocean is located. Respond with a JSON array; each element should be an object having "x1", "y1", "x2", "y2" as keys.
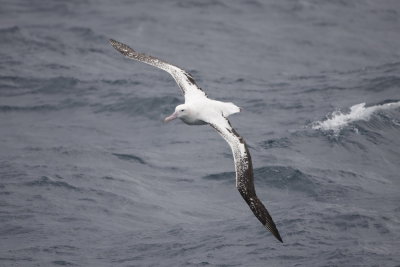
[{"x1": 1, "y1": 0, "x2": 400, "y2": 266}]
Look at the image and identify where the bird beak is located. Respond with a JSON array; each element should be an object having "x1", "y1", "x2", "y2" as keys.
[{"x1": 164, "y1": 111, "x2": 178, "y2": 122}]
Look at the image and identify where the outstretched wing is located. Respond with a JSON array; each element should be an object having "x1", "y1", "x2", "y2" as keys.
[
  {"x1": 109, "y1": 39, "x2": 207, "y2": 100},
  {"x1": 208, "y1": 116, "x2": 283, "y2": 243}
]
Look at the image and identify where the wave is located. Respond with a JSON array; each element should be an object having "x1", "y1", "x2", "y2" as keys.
[
  {"x1": 112, "y1": 153, "x2": 146, "y2": 164},
  {"x1": 0, "y1": 26, "x2": 63, "y2": 54},
  {"x1": 95, "y1": 96, "x2": 180, "y2": 119},
  {"x1": 311, "y1": 101, "x2": 400, "y2": 134},
  {"x1": 175, "y1": 0, "x2": 228, "y2": 9},
  {"x1": 204, "y1": 166, "x2": 319, "y2": 197},
  {"x1": 260, "y1": 137, "x2": 292, "y2": 149},
  {"x1": 0, "y1": 104, "x2": 58, "y2": 112},
  {"x1": 0, "y1": 101, "x2": 85, "y2": 113},
  {"x1": 0, "y1": 75, "x2": 82, "y2": 96},
  {"x1": 25, "y1": 176, "x2": 80, "y2": 191}
]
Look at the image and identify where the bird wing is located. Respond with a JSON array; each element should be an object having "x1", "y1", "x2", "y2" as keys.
[
  {"x1": 207, "y1": 115, "x2": 283, "y2": 242},
  {"x1": 109, "y1": 39, "x2": 207, "y2": 101}
]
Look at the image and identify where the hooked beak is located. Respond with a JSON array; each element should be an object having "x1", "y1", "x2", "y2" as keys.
[{"x1": 164, "y1": 111, "x2": 178, "y2": 122}]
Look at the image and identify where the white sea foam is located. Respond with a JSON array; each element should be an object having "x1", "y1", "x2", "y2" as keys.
[{"x1": 312, "y1": 101, "x2": 400, "y2": 133}]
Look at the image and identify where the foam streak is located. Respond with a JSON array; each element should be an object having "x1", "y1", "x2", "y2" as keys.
[{"x1": 312, "y1": 101, "x2": 400, "y2": 133}]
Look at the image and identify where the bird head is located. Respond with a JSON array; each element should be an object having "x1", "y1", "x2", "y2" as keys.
[{"x1": 164, "y1": 104, "x2": 190, "y2": 122}]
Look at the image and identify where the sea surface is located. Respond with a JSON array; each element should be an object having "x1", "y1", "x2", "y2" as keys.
[{"x1": 1, "y1": 0, "x2": 400, "y2": 266}]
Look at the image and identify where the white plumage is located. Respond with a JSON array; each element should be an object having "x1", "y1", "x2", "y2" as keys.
[{"x1": 109, "y1": 39, "x2": 283, "y2": 243}]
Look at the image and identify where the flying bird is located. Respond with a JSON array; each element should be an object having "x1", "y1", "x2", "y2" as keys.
[{"x1": 109, "y1": 39, "x2": 283, "y2": 243}]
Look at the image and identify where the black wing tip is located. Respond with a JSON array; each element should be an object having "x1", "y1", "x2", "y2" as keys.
[
  {"x1": 265, "y1": 223, "x2": 283, "y2": 243},
  {"x1": 109, "y1": 38, "x2": 121, "y2": 51},
  {"x1": 109, "y1": 38, "x2": 135, "y2": 54},
  {"x1": 275, "y1": 232, "x2": 284, "y2": 243},
  {"x1": 109, "y1": 38, "x2": 118, "y2": 46}
]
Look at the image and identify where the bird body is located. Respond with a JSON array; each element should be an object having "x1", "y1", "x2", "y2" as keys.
[
  {"x1": 170, "y1": 99, "x2": 240, "y2": 125},
  {"x1": 109, "y1": 39, "x2": 283, "y2": 243}
]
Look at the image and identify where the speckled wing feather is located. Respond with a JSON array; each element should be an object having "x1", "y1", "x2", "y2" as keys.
[
  {"x1": 109, "y1": 39, "x2": 206, "y2": 100},
  {"x1": 208, "y1": 116, "x2": 283, "y2": 243}
]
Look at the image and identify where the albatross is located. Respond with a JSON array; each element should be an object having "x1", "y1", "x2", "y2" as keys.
[{"x1": 109, "y1": 39, "x2": 283, "y2": 243}]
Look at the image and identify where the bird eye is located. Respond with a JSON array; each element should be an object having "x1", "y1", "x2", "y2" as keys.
[{"x1": 180, "y1": 109, "x2": 184, "y2": 112}]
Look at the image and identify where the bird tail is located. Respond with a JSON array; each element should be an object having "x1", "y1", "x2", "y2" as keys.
[{"x1": 220, "y1": 102, "x2": 241, "y2": 117}]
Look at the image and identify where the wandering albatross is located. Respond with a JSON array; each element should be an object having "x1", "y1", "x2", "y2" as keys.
[{"x1": 109, "y1": 39, "x2": 283, "y2": 243}]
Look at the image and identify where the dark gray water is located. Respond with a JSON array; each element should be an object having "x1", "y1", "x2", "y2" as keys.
[{"x1": 1, "y1": 0, "x2": 400, "y2": 266}]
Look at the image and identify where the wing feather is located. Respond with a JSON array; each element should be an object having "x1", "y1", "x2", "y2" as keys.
[
  {"x1": 109, "y1": 39, "x2": 206, "y2": 100},
  {"x1": 208, "y1": 116, "x2": 283, "y2": 243}
]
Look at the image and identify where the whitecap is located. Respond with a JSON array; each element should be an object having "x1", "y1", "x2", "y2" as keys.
[{"x1": 312, "y1": 101, "x2": 400, "y2": 133}]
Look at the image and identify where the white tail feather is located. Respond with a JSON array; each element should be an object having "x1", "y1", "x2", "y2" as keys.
[{"x1": 220, "y1": 102, "x2": 241, "y2": 117}]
